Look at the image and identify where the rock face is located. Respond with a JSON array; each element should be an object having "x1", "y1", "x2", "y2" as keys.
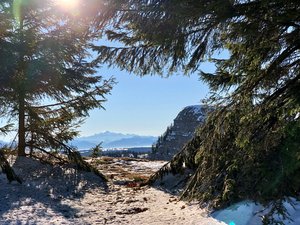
[{"x1": 150, "y1": 105, "x2": 211, "y2": 161}]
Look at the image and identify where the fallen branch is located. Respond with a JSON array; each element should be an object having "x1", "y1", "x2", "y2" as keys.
[
  {"x1": 0, "y1": 150, "x2": 22, "y2": 184},
  {"x1": 54, "y1": 139, "x2": 108, "y2": 182}
]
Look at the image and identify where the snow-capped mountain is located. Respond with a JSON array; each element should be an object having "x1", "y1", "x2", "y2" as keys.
[{"x1": 150, "y1": 105, "x2": 211, "y2": 160}]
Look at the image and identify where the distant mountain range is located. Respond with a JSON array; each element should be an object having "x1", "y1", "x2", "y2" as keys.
[
  {"x1": 0, "y1": 131, "x2": 157, "y2": 150},
  {"x1": 70, "y1": 131, "x2": 157, "y2": 150}
]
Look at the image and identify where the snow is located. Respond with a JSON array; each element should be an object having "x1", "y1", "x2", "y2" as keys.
[
  {"x1": 181, "y1": 132, "x2": 191, "y2": 137},
  {"x1": 212, "y1": 201, "x2": 262, "y2": 225},
  {"x1": 0, "y1": 157, "x2": 225, "y2": 225},
  {"x1": 183, "y1": 105, "x2": 208, "y2": 122},
  {"x1": 6, "y1": 156, "x2": 300, "y2": 225},
  {"x1": 184, "y1": 105, "x2": 203, "y2": 115},
  {"x1": 166, "y1": 136, "x2": 176, "y2": 141},
  {"x1": 212, "y1": 199, "x2": 300, "y2": 225},
  {"x1": 128, "y1": 160, "x2": 167, "y2": 171}
]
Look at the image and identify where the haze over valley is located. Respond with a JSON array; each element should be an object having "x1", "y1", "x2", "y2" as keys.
[{"x1": 70, "y1": 131, "x2": 157, "y2": 150}]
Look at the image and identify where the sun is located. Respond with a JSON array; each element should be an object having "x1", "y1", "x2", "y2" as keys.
[{"x1": 55, "y1": 0, "x2": 80, "y2": 11}]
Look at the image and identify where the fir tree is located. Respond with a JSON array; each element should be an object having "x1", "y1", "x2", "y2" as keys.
[
  {"x1": 90, "y1": 143, "x2": 103, "y2": 158},
  {"x1": 0, "y1": 0, "x2": 115, "y2": 156}
]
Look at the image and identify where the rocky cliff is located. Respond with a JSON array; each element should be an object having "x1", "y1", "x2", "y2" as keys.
[{"x1": 150, "y1": 105, "x2": 210, "y2": 160}]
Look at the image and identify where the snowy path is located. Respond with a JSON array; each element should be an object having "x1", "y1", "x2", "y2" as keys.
[{"x1": 0, "y1": 157, "x2": 225, "y2": 225}]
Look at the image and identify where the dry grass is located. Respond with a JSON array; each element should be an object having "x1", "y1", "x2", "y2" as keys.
[{"x1": 88, "y1": 156, "x2": 156, "y2": 186}]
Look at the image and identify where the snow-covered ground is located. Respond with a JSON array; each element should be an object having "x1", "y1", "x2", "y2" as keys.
[
  {"x1": 213, "y1": 199, "x2": 300, "y2": 225},
  {"x1": 2, "y1": 156, "x2": 299, "y2": 225},
  {"x1": 0, "y1": 157, "x2": 224, "y2": 225}
]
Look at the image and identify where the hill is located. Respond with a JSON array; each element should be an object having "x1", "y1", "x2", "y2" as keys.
[{"x1": 150, "y1": 105, "x2": 211, "y2": 160}]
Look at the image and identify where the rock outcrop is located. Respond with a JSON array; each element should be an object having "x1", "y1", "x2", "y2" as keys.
[{"x1": 150, "y1": 105, "x2": 211, "y2": 160}]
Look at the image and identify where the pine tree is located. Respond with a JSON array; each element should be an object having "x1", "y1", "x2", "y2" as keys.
[
  {"x1": 90, "y1": 143, "x2": 103, "y2": 158},
  {"x1": 0, "y1": 0, "x2": 115, "y2": 156}
]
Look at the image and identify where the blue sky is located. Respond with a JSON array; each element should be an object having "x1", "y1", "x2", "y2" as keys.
[
  {"x1": 78, "y1": 39, "x2": 221, "y2": 138},
  {"x1": 0, "y1": 3, "x2": 224, "y2": 143},
  {"x1": 0, "y1": 64, "x2": 213, "y2": 141},
  {"x1": 78, "y1": 62, "x2": 214, "y2": 137},
  {"x1": 0, "y1": 37, "x2": 218, "y2": 141}
]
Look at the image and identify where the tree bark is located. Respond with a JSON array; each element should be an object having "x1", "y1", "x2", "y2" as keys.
[
  {"x1": 17, "y1": 15, "x2": 26, "y2": 157},
  {"x1": 18, "y1": 93, "x2": 26, "y2": 156}
]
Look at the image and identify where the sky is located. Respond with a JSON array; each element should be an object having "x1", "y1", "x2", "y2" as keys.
[
  {"x1": 74, "y1": 37, "x2": 217, "y2": 138},
  {"x1": 78, "y1": 62, "x2": 214, "y2": 138},
  {"x1": 0, "y1": 60, "x2": 214, "y2": 142},
  {"x1": 0, "y1": 23, "x2": 218, "y2": 142},
  {"x1": 0, "y1": 1, "x2": 225, "y2": 143}
]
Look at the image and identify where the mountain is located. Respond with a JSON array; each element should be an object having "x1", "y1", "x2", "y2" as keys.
[
  {"x1": 104, "y1": 136, "x2": 157, "y2": 148},
  {"x1": 149, "y1": 105, "x2": 211, "y2": 160},
  {"x1": 77, "y1": 131, "x2": 134, "y2": 143},
  {"x1": 70, "y1": 131, "x2": 157, "y2": 150}
]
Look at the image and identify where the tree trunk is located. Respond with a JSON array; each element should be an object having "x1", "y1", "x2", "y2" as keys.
[
  {"x1": 18, "y1": 93, "x2": 26, "y2": 156},
  {"x1": 17, "y1": 16, "x2": 26, "y2": 157}
]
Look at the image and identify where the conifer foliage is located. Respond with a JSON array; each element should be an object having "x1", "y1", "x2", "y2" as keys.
[
  {"x1": 0, "y1": 0, "x2": 114, "y2": 157},
  {"x1": 94, "y1": 0, "x2": 300, "y2": 221}
]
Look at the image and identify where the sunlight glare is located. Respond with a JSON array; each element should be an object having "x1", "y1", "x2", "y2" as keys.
[{"x1": 55, "y1": 0, "x2": 80, "y2": 11}]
